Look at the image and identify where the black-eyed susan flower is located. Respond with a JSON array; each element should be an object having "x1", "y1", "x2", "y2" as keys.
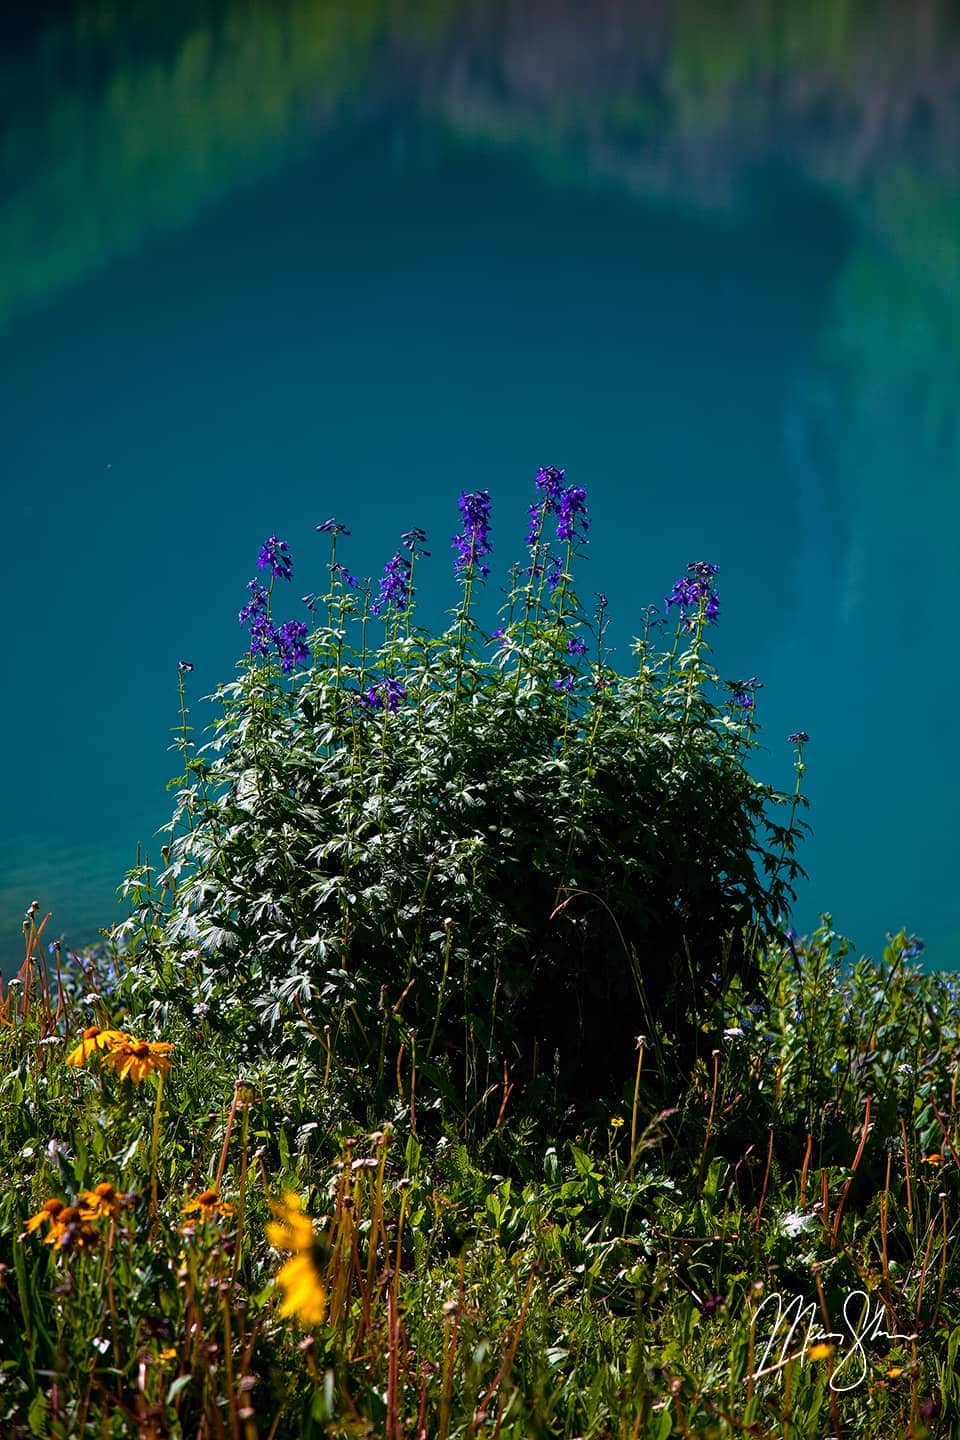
[
  {"x1": 182, "y1": 1189, "x2": 234, "y2": 1225},
  {"x1": 266, "y1": 1192, "x2": 327, "y2": 1328},
  {"x1": 65, "y1": 1026, "x2": 131, "y2": 1067},
  {"x1": 23, "y1": 1197, "x2": 65, "y2": 1235},
  {"x1": 100, "y1": 1036, "x2": 173, "y2": 1084},
  {"x1": 78, "y1": 1182, "x2": 124, "y2": 1221},
  {"x1": 44, "y1": 1205, "x2": 100, "y2": 1254}
]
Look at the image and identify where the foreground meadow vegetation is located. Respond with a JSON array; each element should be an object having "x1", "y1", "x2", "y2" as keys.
[{"x1": 2, "y1": 472, "x2": 957, "y2": 1436}]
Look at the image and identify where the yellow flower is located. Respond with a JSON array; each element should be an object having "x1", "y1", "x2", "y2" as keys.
[
  {"x1": 808, "y1": 1343, "x2": 834, "y2": 1362},
  {"x1": 44, "y1": 1205, "x2": 100, "y2": 1254},
  {"x1": 100, "y1": 1036, "x2": 173, "y2": 1084},
  {"x1": 267, "y1": 1192, "x2": 327, "y2": 1328},
  {"x1": 65, "y1": 1026, "x2": 131, "y2": 1067},
  {"x1": 887, "y1": 1366, "x2": 905, "y2": 1378},
  {"x1": 158, "y1": 1347, "x2": 178, "y2": 1363},
  {"x1": 182, "y1": 1188, "x2": 234, "y2": 1224},
  {"x1": 23, "y1": 1197, "x2": 65, "y2": 1235},
  {"x1": 609, "y1": 1115, "x2": 625, "y2": 1129},
  {"x1": 266, "y1": 1191, "x2": 316, "y2": 1253},
  {"x1": 275, "y1": 1252, "x2": 328, "y2": 1327},
  {"x1": 921, "y1": 1153, "x2": 943, "y2": 1166},
  {"x1": 78, "y1": 1182, "x2": 124, "y2": 1221}
]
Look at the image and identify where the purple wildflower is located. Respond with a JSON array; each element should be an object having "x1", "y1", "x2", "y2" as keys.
[
  {"x1": 359, "y1": 679, "x2": 407, "y2": 713},
  {"x1": 730, "y1": 676, "x2": 762, "y2": 710},
  {"x1": 372, "y1": 552, "x2": 412, "y2": 615},
  {"x1": 546, "y1": 556, "x2": 564, "y2": 591},
  {"x1": 383, "y1": 678, "x2": 407, "y2": 712},
  {"x1": 257, "y1": 536, "x2": 293, "y2": 582},
  {"x1": 453, "y1": 490, "x2": 493, "y2": 578},
  {"x1": 401, "y1": 527, "x2": 429, "y2": 555},
  {"x1": 566, "y1": 636, "x2": 587, "y2": 656},
  {"x1": 553, "y1": 674, "x2": 575, "y2": 693},
  {"x1": 556, "y1": 485, "x2": 589, "y2": 543},
  {"x1": 249, "y1": 615, "x2": 278, "y2": 659},
  {"x1": 332, "y1": 562, "x2": 360, "y2": 588},
  {"x1": 316, "y1": 519, "x2": 351, "y2": 535},
  {"x1": 536, "y1": 466, "x2": 565, "y2": 502},
  {"x1": 277, "y1": 620, "x2": 309, "y2": 673},
  {"x1": 666, "y1": 562, "x2": 720, "y2": 629},
  {"x1": 239, "y1": 580, "x2": 269, "y2": 627},
  {"x1": 787, "y1": 731, "x2": 809, "y2": 744}
]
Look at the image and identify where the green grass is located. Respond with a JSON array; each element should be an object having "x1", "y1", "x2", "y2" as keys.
[{"x1": 1, "y1": 919, "x2": 956, "y2": 1438}]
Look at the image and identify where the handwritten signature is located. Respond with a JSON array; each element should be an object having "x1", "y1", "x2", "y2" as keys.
[{"x1": 750, "y1": 1289, "x2": 914, "y2": 1393}]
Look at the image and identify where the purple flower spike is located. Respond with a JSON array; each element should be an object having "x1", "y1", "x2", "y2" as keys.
[
  {"x1": 566, "y1": 636, "x2": 587, "y2": 656},
  {"x1": 453, "y1": 489, "x2": 493, "y2": 578},
  {"x1": 546, "y1": 556, "x2": 564, "y2": 590},
  {"x1": 536, "y1": 466, "x2": 565, "y2": 502},
  {"x1": 556, "y1": 485, "x2": 589, "y2": 544},
  {"x1": 372, "y1": 551, "x2": 412, "y2": 615},
  {"x1": 552, "y1": 674, "x2": 575, "y2": 693},
  {"x1": 239, "y1": 580, "x2": 269, "y2": 627},
  {"x1": 249, "y1": 615, "x2": 278, "y2": 658},
  {"x1": 257, "y1": 536, "x2": 293, "y2": 581},
  {"x1": 316, "y1": 518, "x2": 350, "y2": 535},
  {"x1": 666, "y1": 561, "x2": 720, "y2": 629},
  {"x1": 277, "y1": 620, "x2": 309, "y2": 673}
]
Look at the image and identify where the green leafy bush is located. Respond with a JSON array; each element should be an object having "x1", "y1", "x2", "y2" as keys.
[{"x1": 119, "y1": 469, "x2": 807, "y2": 1116}]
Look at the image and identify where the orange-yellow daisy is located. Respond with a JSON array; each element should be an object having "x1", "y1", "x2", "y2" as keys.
[
  {"x1": 100, "y1": 1036, "x2": 173, "y2": 1084},
  {"x1": 267, "y1": 1192, "x2": 327, "y2": 1328},
  {"x1": 78, "y1": 1182, "x2": 124, "y2": 1221},
  {"x1": 182, "y1": 1188, "x2": 234, "y2": 1224},
  {"x1": 65, "y1": 1026, "x2": 131, "y2": 1067},
  {"x1": 23, "y1": 1197, "x2": 65, "y2": 1235},
  {"x1": 808, "y1": 1343, "x2": 834, "y2": 1362},
  {"x1": 44, "y1": 1205, "x2": 100, "y2": 1254}
]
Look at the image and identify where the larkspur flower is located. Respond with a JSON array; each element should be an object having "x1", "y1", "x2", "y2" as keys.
[
  {"x1": 666, "y1": 561, "x2": 720, "y2": 628},
  {"x1": 315, "y1": 519, "x2": 350, "y2": 535},
  {"x1": 546, "y1": 556, "x2": 564, "y2": 590},
  {"x1": 535, "y1": 466, "x2": 565, "y2": 502},
  {"x1": 553, "y1": 674, "x2": 575, "y2": 693},
  {"x1": 556, "y1": 484, "x2": 589, "y2": 543},
  {"x1": 331, "y1": 562, "x2": 360, "y2": 587},
  {"x1": 248, "y1": 615, "x2": 278, "y2": 659},
  {"x1": 453, "y1": 490, "x2": 493, "y2": 577},
  {"x1": 267, "y1": 1192, "x2": 328, "y2": 1328},
  {"x1": 238, "y1": 580, "x2": 269, "y2": 627},
  {"x1": 730, "y1": 677, "x2": 762, "y2": 709},
  {"x1": 277, "y1": 620, "x2": 309, "y2": 673},
  {"x1": 360, "y1": 679, "x2": 407, "y2": 713},
  {"x1": 400, "y1": 527, "x2": 429, "y2": 555},
  {"x1": 372, "y1": 552, "x2": 412, "y2": 615},
  {"x1": 566, "y1": 637, "x2": 587, "y2": 656},
  {"x1": 787, "y1": 731, "x2": 810, "y2": 744},
  {"x1": 257, "y1": 536, "x2": 293, "y2": 581}
]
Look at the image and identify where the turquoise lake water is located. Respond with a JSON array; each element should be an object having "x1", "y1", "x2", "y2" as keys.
[{"x1": 3, "y1": 2, "x2": 959, "y2": 974}]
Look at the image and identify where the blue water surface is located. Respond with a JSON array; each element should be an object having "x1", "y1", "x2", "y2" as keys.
[{"x1": 3, "y1": 3, "x2": 958, "y2": 973}]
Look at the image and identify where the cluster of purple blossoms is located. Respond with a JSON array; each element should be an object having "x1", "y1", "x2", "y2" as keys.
[
  {"x1": 315, "y1": 518, "x2": 351, "y2": 536},
  {"x1": 371, "y1": 552, "x2": 412, "y2": 615},
  {"x1": 546, "y1": 556, "x2": 564, "y2": 591},
  {"x1": 452, "y1": 490, "x2": 493, "y2": 577},
  {"x1": 566, "y1": 636, "x2": 588, "y2": 656},
  {"x1": 526, "y1": 466, "x2": 591, "y2": 548},
  {"x1": 666, "y1": 561, "x2": 720, "y2": 629},
  {"x1": 258, "y1": 535, "x2": 293, "y2": 581},
  {"x1": 360, "y1": 678, "x2": 407, "y2": 712},
  {"x1": 238, "y1": 542, "x2": 309, "y2": 672},
  {"x1": 730, "y1": 676, "x2": 762, "y2": 710},
  {"x1": 552, "y1": 674, "x2": 576, "y2": 693}
]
